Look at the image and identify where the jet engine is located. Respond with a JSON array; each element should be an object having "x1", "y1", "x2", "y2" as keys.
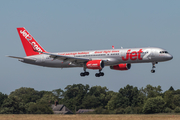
[
  {"x1": 110, "y1": 63, "x2": 131, "y2": 70},
  {"x1": 86, "y1": 60, "x2": 104, "y2": 69}
]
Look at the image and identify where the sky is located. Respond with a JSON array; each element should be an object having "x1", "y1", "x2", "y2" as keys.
[{"x1": 1, "y1": 0, "x2": 180, "y2": 94}]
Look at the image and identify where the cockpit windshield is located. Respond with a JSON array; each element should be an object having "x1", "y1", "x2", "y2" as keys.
[{"x1": 160, "y1": 51, "x2": 168, "y2": 54}]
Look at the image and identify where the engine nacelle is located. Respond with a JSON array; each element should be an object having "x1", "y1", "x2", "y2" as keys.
[
  {"x1": 110, "y1": 63, "x2": 131, "y2": 70},
  {"x1": 86, "y1": 60, "x2": 104, "y2": 69}
]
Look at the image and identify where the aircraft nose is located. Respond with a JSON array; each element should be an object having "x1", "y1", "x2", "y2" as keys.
[
  {"x1": 168, "y1": 54, "x2": 173, "y2": 60},
  {"x1": 170, "y1": 55, "x2": 173, "y2": 60}
]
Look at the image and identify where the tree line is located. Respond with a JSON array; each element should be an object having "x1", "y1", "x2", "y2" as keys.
[{"x1": 0, "y1": 84, "x2": 180, "y2": 114}]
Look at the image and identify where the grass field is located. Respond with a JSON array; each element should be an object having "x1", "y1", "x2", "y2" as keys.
[{"x1": 0, "y1": 114, "x2": 180, "y2": 120}]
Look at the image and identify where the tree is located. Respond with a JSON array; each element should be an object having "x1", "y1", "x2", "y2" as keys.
[
  {"x1": 94, "y1": 106, "x2": 109, "y2": 114},
  {"x1": 172, "y1": 95, "x2": 180, "y2": 108},
  {"x1": 114, "y1": 84, "x2": 141, "y2": 108},
  {"x1": 174, "y1": 106, "x2": 180, "y2": 113},
  {"x1": 163, "y1": 90, "x2": 174, "y2": 109},
  {"x1": 169, "y1": 86, "x2": 174, "y2": 91},
  {"x1": 2, "y1": 87, "x2": 55, "y2": 114},
  {"x1": 0, "y1": 97, "x2": 25, "y2": 114},
  {"x1": 140, "y1": 84, "x2": 162, "y2": 99},
  {"x1": 63, "y1": 84, "x2": 90, "y2": 111},
  {"x1": 81, "y1": 95, "x2": 101, "y2": 109},
  {"x1": 105, "y1": 92, "x2": 118, "y2": 110},
  {"x1": 9, "y1": 87, "x2": 41, "y2": 104},
  {"x1": 0, "y1": 92, "x2": 8, "y2": 106},
  {"x1": 25, "y1": 102, "x2": 53, "y2": 114},
  {"x1": 52, "y1": 88, "x2": 64, "y2": 99},
  {"x1": 174, "y1": 89, "x2": 180, "y2": 94},
  {"x1": 143, "y1": 96, "x2": 165, "y2": 114},
  {"x1": 85, "y1": 86, "x2": 110, "y2": 108},
  {"x1": 37, "y1": 92, "x2": 58, "y2": 104}
]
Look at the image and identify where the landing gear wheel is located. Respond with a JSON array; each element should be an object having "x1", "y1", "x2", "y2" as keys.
[
  {"x1": 99, "y1": 72, "x2": 104, "y2": 76},
  {"x1": 85, "y1": 72, "x2": 89, "y2": 76},
  {"x1": 80, "y1": 72, "x2": 85, "y2": 76},
  {"x1": 151, "y1": 70, "x2": 155, "y2": 73},
  {"x1": 80, "y1": 72, "x2": 89, "y2": 77},
  {"x1": 95, "y1": 72, "x2": 104, "y2": 77},
  {"x1": 95, "y1": 73, "x2": 100, "y2": 77}
]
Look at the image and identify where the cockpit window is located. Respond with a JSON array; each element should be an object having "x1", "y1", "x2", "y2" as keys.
[{"x1": 160, "y1": 51, "x2": 168, "y2": 54}]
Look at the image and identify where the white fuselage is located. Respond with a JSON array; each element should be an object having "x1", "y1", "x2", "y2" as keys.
[{"x1": 22, "y1": 47, "x2": 173, "y2": 68}]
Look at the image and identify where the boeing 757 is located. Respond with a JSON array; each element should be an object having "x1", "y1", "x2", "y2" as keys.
[{"x1": 8, "y1": 27, "x2": 173, "y2": 77}]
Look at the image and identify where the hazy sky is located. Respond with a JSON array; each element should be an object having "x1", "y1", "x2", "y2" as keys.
[{"x1": 1, "y1": 0, "x2": 179, "y2": 94}]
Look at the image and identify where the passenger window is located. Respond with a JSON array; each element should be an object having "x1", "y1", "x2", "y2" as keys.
[{"x1": 160, "y1": 51, "x2": 168, "y2": 54}]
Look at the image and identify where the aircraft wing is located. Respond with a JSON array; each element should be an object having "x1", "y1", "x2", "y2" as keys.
[
  {"x1": 42, "y1": 52, "x2": 90, "y2": 63},
  {"x1": 7, "y1": 56, "x2": 36, "y2": 62}
]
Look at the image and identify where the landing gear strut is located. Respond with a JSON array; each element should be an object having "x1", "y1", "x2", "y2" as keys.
[
  {"x1": 151, "y1": 62, "x2": 157, "y2": 73},
  {"x1": 95, "y1": 69, "x2": 104, "y2": 77},
  {"x1": 80, "y1": 67, "x2": 89, "y2": 77}
]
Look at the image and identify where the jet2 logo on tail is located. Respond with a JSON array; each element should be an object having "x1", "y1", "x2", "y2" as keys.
[
  {"x1": 20, "y1": 30, "x2": 32, "y2": 41},
  {"x1": 20, "y1": 30, "x2": 43, "y2": 53},
  {"x1": 31, "y1": 42, "x2": 43, "y2": 53},
  {"x1": 122, "y1": 49, "x2": 143, "y2": 61}
]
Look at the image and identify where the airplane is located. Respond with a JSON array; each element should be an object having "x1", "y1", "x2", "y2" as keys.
[{"x1": 8, "y1": 27, "x2": 173, "y2": 77}]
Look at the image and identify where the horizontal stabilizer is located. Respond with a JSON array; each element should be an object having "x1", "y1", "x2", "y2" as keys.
[{"x1": 7, "y1": 56, "x2": 36, "y2": 61}]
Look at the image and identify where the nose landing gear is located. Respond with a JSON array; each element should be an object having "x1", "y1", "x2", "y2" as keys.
[
  {"x1": 151, "y1": 62, "x2": 158, "y2": 73},
  {"x1": 151, "y1": 69, "x2": 155, "y2": 73}
]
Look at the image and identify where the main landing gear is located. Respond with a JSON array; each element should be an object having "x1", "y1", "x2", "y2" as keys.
[
  {"x1": 80, "y1": 68, "x2": 104, "y2": 77},
  {"x1": 151, "y1": 62, "x2": 158, "y2": 73},
  {"x1": 80, "y1": 67, "x2": 90, "y2": 77},
  {"x1": 95, "y1": 69, "x2": 104, "y2": 77}
]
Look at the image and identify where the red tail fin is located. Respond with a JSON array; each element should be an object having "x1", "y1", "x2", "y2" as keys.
[{"x1": 17, "y1": 27, "x2": 46, "y2": 56}]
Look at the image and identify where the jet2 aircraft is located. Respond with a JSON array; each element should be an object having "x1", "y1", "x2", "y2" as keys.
[{"x1": 8, "y1": 27, "x2": 173, "y2": 77}]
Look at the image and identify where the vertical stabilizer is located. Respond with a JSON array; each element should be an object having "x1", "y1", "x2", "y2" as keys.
[{"x1": 17, "y1": 27, "x2": 46, "y2": 56}]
